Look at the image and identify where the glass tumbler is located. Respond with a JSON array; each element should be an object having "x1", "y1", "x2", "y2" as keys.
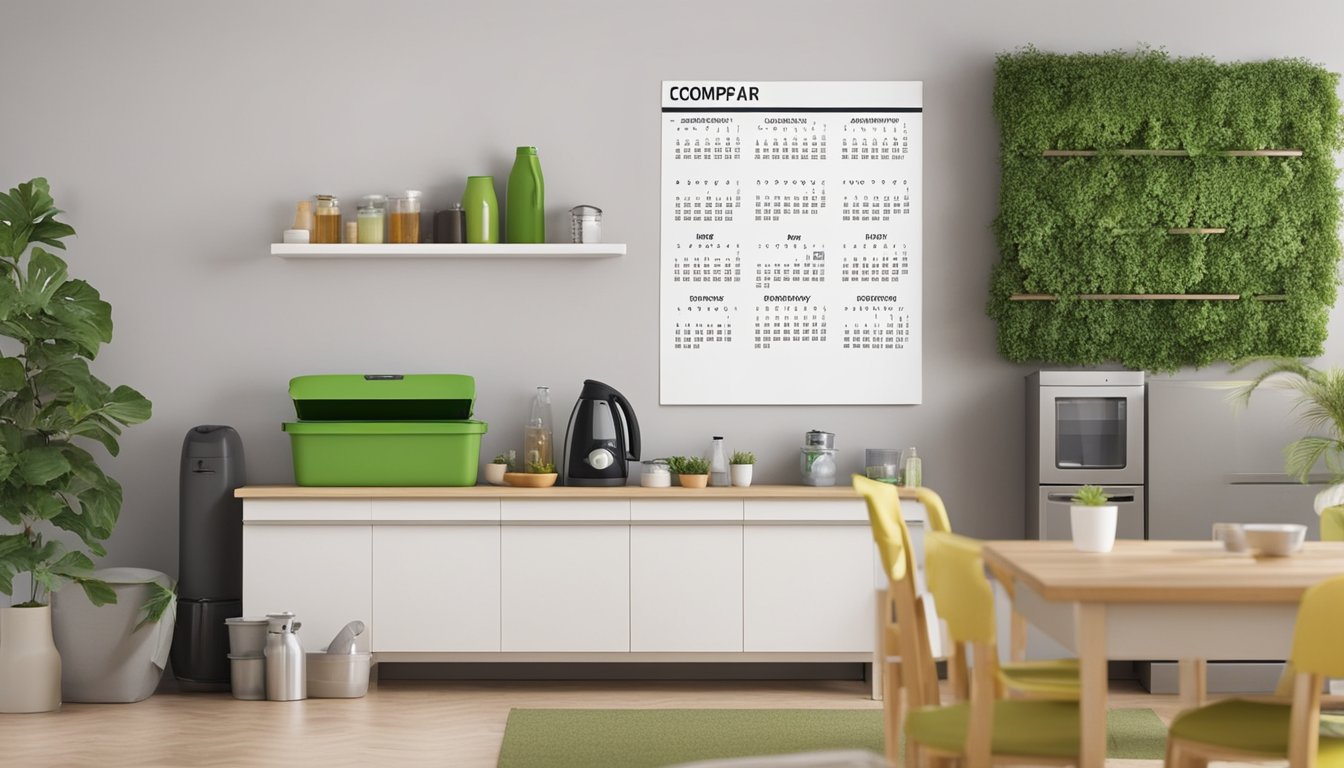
[{"x1": 570, "y1": 205, "x2": 602, "y2": 244}]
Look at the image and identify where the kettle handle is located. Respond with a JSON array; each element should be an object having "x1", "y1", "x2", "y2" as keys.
[{"x1": 609, "y1": 389, "x2": 641, "y2": 462}]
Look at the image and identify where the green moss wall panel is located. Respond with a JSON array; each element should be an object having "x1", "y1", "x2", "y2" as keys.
[{"x1": 988, "y1": 49, "x2": 1342, "y2": 371}]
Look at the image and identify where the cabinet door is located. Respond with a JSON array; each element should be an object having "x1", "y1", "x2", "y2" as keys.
[
  {"x1": 371, "y1": 500, "x2": 500, "y2": 652},
  {"x1": 743, "y1": 523, "x2": 875, "y2": 652},
  {"x1": 501, "y1": 520, "x2": 629, "y2": 652},
  {"x1": 630, "y1": 501, "x2": 743, "y2": 652},
  {"x1": 242, "y1": 501, "x2": 372, "y2": 653}
]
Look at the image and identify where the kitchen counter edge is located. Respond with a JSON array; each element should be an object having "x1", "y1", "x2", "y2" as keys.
[{"x1": 235, "y1": 484, "x2": 914, "y2": 500}]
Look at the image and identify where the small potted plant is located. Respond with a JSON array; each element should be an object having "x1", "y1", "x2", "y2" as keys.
[
  {"x1": 670, "y1": 456, "x2": 710, "y2": 488},
  {"x1": 483, "y1": 451, "x2": 513, "y2": 486},
  {"x1": 505, "y1": 460, "x2": 557, "y2": 488},
  {"x1": 730, "y1": 450, "x2": 755, "y2": 487},
  {"x1": 1070, "y1": 484, "x2": 1117, "y2": 553}
]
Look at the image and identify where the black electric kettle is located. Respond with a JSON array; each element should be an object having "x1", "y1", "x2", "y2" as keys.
[{"x1": 562, "y1": 380, "x2": 641, "y2": 486}]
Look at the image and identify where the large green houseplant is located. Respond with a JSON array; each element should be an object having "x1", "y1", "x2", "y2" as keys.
[
  {"x1": 0, "y1": 178, "x2": 152, "y2": 607},
  {"x1": 1234, "y1": 356, "x2": 1344, "y2": 518}
]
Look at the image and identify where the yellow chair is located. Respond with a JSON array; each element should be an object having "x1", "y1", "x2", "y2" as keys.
[
  {"x1": 853, "y1": 475, "x2": 940, "y2": 766},
  {"x1": 905, "y1": 531, "x2": 1086, "y2": 768},
  {"x1": 1164, "y1": 574, "x2": 1344, "y2": 768},
  {"x1": 895, "y1": 482, "x2": 1079, "y2": 700}
]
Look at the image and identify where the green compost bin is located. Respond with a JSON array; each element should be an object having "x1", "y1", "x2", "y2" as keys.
[{"x1": 284, "y1": 374, "x2": 488, "y2": 487}]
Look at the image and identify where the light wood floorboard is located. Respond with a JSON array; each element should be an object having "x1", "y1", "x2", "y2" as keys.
[{"x1": 0, "y1": 677, "x2": 1266, "y2": 768}]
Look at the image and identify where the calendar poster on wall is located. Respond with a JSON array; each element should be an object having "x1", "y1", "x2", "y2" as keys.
[{"x1": 660, "y1": 81, "x2": 922, "y2": 404}]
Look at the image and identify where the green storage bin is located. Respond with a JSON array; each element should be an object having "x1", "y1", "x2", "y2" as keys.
[
  {"x1": 284, "y1": 374, "x2": 488, "y2": 487},
  {"x1": 284, "y1": 421, "x2": 487, "y2": 487}
]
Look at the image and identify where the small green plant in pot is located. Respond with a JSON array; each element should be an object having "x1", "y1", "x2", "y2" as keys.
[
  {"x1": 729, "y1": 450, "x2": 755, "y2": 488},
  {"x1": 1232, "y1": 357, "x2": 1344, "y2": 527},
  {"x1": 0, "y1": 178, "x2": 152, "y2": 713},
  {"x1": 1069, "y1": 484, "x2": 1117, "y2": 553},
  {"x1": 483, "y1": 451, "x2": 514, "y2": 486},
  {"x1": 670, "y1": 456, "x2": 710, "y2": 488}
]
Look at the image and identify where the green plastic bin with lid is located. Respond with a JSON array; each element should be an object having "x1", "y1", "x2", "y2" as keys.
[{"x1": 284, "y1": 374, "x2": 488, "y2": 487}]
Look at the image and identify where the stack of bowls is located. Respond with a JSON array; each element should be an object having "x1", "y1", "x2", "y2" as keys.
[{"x1": 225, "y1": 617, "x2": 268, "y2": 700}]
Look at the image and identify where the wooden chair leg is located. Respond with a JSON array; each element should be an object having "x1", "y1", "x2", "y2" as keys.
[
  {"x1": 883, "y1": 663, "x2": 903, "y2": 767},
  {"x1": 1010, "y1": 609, "x2": 1027, "y2": 663}
]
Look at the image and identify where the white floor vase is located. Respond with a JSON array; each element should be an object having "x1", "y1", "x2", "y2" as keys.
[{"x1": 0, "y1": 605, "x2": 62, "y2": 713}]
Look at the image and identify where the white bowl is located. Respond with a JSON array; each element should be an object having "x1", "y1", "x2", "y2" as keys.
[{"x1": 1242, "y1": 523, "x2": 1307, "y2": 557}]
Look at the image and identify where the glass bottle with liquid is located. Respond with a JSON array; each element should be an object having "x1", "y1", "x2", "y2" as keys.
[
  {"x1": 523, "y1": 386, "x2": 553, "y2": 472},
  {"x1": 356, "y1": 194, "x2": 387, "y2": 244},
  {"x1": 902, "y1": 446, "x2": 922, "y2": 488},
  {"x1": 708, "y1": 436, "x2": 729, "y2": 487},
  {"x1": 312, "y1": 195, "x2": 341, "y2": 244}
]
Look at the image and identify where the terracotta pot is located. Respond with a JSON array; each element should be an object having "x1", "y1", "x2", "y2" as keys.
[
  {"x1": 679, "y1": 473, "x2": 709, "y2": 489},
  {"x1": 0, "y1": 604, "x2": 62, "y2": 713}
]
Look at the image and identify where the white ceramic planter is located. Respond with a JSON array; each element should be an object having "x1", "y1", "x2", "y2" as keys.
[
  {"x1": 1070, "y1": 505, "x2": 1118, "y2": 553},
  {"x1": 483, "y1": 463, "x2": 508, "y2": 486},
  {"x1": 730, "y1": 464, "x2": 754, "y2": 487},
  {"x1": 0, "y1": 604, "x2": 62, "y2": 713},
  {"x1": 1314, "y1": 482, "x2": 1344, "y2": 516}
]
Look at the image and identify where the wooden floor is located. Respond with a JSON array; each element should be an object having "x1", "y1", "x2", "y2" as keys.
[{"x1": 0, "y1": 677, "x2": 1226, "y2": 768}]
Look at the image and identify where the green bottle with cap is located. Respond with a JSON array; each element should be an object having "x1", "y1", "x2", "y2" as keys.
[{"x1": 506, "y1": 146, "x2": 545, "y2": 243}]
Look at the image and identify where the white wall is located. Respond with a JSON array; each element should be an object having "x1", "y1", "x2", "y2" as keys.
[{"x1": 0, "y1": 0, "x2": 1341, "y2": 579}]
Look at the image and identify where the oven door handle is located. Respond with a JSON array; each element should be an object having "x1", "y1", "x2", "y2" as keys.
[{"x1": 1047, "y1": 493, "x2": 1136, "y2": 503}]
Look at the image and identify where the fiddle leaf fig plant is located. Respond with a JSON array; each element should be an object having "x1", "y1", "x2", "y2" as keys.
[{"x1": 0, "y1": 178, "x2": 152, "y2": 607}]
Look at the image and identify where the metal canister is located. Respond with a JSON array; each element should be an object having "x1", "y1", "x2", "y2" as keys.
[
  {"x1": 804, "y1": 430, "x2": 835, "y2": 450},
  {"x1": 264, "y1": 612, "x2": 306, "y2": 701}
]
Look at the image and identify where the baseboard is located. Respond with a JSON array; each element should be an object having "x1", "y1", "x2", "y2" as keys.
[
  {"x1": 376, "y1": 661, "x2": 870, "y2": 681},
  {"x1": 1138, "y1": 661, "x2": 1285, "y2": 694}
]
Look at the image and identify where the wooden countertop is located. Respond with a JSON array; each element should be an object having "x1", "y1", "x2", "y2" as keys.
[
  {"x1": 236, "y1": 484, "x2": 916, "y2": 500},
  {"x1": 983, "y1": 539, "x2": 1344, "y2": 603}
]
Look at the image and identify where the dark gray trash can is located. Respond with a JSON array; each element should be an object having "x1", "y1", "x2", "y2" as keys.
[{"x1": 171, "y1": 425, "x2": 245, "y2": 685}]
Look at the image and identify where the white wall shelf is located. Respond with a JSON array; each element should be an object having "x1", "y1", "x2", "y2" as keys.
[{"x1": 272, "y1": 243, "x2": 626, "y2": 259}]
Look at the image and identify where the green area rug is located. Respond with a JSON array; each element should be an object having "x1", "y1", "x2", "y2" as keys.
[{"x1": 497, "y1": 708, "x2": 1167, "y2": 767}]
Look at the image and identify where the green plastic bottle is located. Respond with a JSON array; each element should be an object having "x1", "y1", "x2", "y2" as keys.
[
  {"x1": 506, "y1": 146, "x2": 545, "y2": 243},
  {"x1": 462, "y1": 176, "x2": 499, "y2": 244}
]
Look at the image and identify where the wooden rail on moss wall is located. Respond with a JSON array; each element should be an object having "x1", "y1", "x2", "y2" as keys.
[
  {"x1": 1009, "y1": 293, "x2": 1287, "y2": 301},
  {"x1": 1042, "y1": 149, "x2": 1303, "y2": 157}
]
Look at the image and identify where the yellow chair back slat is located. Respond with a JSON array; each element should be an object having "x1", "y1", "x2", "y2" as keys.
[
  {"x1": 909, "y1": 485, "x2": 952, "y2": 533},
  {"x1": 1290, "y1": 573, "x2": 1344, "y2": 678},
  {"x1": 852, "y1": 474, "x2": 913, "y2": 584},
  {"x1": 924, "y1": 531, "x2": 995, "y2": 645}
]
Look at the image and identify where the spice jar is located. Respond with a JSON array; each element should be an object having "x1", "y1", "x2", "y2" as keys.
[
  {"x1": 388, "y1": 191, "x2": 421, "y2": 244},
  {"x1": 570, "y1": 205, "x2": 602, "y2": 244},
  {"x1": 312, "y1": 195, "x2": 341, "y2": 244},
  {"x1": 357, "y1": 195, "x2": 387, "y2": 244}
]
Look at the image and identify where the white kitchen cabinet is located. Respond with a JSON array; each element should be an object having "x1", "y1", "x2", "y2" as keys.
[
  {"x1": 242, "y1": 500, "x2": 372, "y2": 653},
  {"x1": 500, "y1": 500, "x2": 630, "y2": 652},
  {"x1": 371, "y1": 500, "x2": 501, "y2": 652},
  {"x1": 630, "y1": 500, "x2": 743, "y2": 652},
  {"x1": 743, "y1": 500, "x2": 874, "y2": 652}
]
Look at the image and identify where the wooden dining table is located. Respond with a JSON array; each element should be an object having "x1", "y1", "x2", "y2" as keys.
[{"x1": 982, "y1": 539, "x2": 1344, "y2": 768}]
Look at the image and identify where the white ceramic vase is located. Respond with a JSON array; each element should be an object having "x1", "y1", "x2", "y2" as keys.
[
  {"x1": 483, "y1": 463, "x2": 508, "y2": 486},
  {"x1": 1070, "y1": 505, "x2": 1118, "y2": 553},
  {"x1": 0, "y1": 604, "x2": 62, "y2": 713},
  {"x1": 730, "y1": 464, "x2": 754, "y2": 487},
  {"x1": 1314, "y1": 482, "x2": 1344, "y2": 516}
]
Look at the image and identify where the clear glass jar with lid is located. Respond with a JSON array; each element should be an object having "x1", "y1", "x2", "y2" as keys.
[
  {"x1": 388, "y1": 190, "x2": 421, "y2": 244},
  {"x1": 356, "y1": 195, "x2": 386, "y2": 244},
  {"x1": 640, "y1": 459, "x2": 671, "y2": 488},
  {"x1": 312, "y1": 194, "x2": 341, "y2": 244}
]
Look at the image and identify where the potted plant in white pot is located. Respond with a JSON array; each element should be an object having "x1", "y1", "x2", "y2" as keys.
[
  {"x1": 1070, "y1": 485, "x2": 1117, "y2": 553},
  {"x1": 730, "y1": 450, "x2": 755, "y2": 487},
  {"x1": 483, "y1": 451, "x2": 513, "y2": 486},
  {"x1": 0, "y1": 178, "x2": 152, "y2": 713},
  {"x1": 1233, "y1": 357, "x2": 1344, "y2": 520}
]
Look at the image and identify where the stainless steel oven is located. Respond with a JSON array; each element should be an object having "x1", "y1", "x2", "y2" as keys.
[{"x1": 1030, "y1": 371, "x2": 1145, "y2": 487}]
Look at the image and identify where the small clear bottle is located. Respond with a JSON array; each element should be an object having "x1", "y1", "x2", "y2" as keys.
[
  {"x1": 902, "y1": 446, "x2": 922, "y2": 488},
  {"x1": 312, "y1": 195, "x2": 341, "y2": 244},
  {"x1": 523, "y1": 386, "x2": 553, "y2": 472},
  {"x1": 708, "y1": 436, "x2": 729, "y2": 486}
]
